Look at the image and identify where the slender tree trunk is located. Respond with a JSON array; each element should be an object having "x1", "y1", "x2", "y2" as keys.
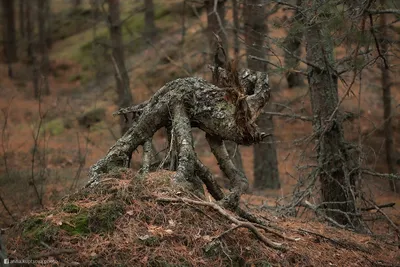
[
  {"x1": 181, "y1": 0, "x2": 186, "y2": 43},
  {"x1": 305, "y1": 0, "x2": 359, "y2": 227},
  {"x1": 283, "y1": 0, "x2": 303, "y2": 88},
  {"x1": 232, "y1": 0, "x2": 239, "y2": 62},
  {"x1": 205, "y1": 0, "x2": 228, "y2": 54},
  {"x1": 107, "y1": 0, "x2": 133, "y2": 135},
  {"x1": 37, "y1": 0, "x2": 50, "y2": 96},
  {"x1": 205, "y1": 0, "x2": 243, "y2": 171},
  {"x1": 26, "y1": 0, "x2": 39, "y2": 98},
  {"x1": 73, "y1": 0, "x2": 82, "y2": 9},
  {"x1": 1, "y1": 0, "x2": 17, "y2": 77},
  {"x1": 244, "y1": 0, "x2": 280, "y2": 190},
  {"x1": 380, "y1": 0, "x2": 399, "y2": 193},
  {"x1": 19, "y1": 0, "x2": 25, "y2": 39},
  {"x1": 144, "y1": 0, "x2": 157, "y2": 41}
]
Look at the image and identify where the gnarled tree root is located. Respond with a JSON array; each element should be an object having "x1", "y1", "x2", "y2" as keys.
[{"x1": 87, "y1": 68, "x2": 271, "y2": 212}]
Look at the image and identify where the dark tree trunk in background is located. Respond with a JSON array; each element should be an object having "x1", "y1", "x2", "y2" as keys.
[
  {"x1": 232, "y1": 0, "x2": 239, "y2": 62},
  {"x1": 73, "y1": 0, "x2": 82, "y2": 9},
  {"x1": 107, "y1": 0, "x2": 133, "y2": 135},
  {"x1": 205, "y1": 0, "x2": 244, "y2": 172},
  {"x1": 26, "y1": 0, "x2": 39, "y2": 98},
  {"x1": 283, "y1": 0, "x2": 303, "y2": 88},
  {"x1": 37, "y1": 0, "x2": 50, "y2": 96},
  {"x1": 244, "y1": 0, "x2": 280, "y2": 190},
  {"x1": 1, "y1": 0, "x2": 17, "y2": 77},
  {"x1": 19, "y1": 0, "x2": 25, "y2": 39},
  {"x1": 144, "y1": 0, "x2": 157, "y2": 41},
  {"x1": 380, "y1": 0, "x2": 399, "y2": 193},
  {"x1": 205, "y1": 0, "x2": 228, "y2": 54},
  {"x1": 305, "y1": 1, "x2": 359, "y2": 227}
]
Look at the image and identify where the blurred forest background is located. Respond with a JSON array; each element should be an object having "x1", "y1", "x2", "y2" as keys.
[{"x1": 0, "y1": 0, "x2": 400, "y2": 238}]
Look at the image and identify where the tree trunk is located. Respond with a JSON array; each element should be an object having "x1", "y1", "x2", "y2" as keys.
[
  {"x1": 205, "y1": 0, "x2": 228, "y2": 55},
  {"x1": 73, "y1": 0, "x2": 82, "y2": 9},
  {"x1": 283, "y1": 0, "x2": 303, "y2": 88},
  {"x1": 26, "y1": 0, "x2": 39, "y2": 98},
  {"x1": 1, "y1": 0, "x2": 17, "y2": 77},
  {"x1": 144, "y1": 0, "x2": 157, "y2": 41},
  {"x1": 232, "y1": 0, "x2": 239, "y2": 62},
  {"x1": 37, "y1": 0, "x2": 50, "y2": 96},
  {"x1": 205, "y1": 0, "x2": 243, "y2": 171},
  {"x1": 107, "y1": 0, "x2": 133, "y2": 135},
  {"x1": 19, "y1": 0, "x2": 25, "y2": 39},
  {"x1": 244, "y1": 0, "x2": 280, "y2": 190},
  {"x1": 304, "y1": 1, "x2": 359, "y2": 227},
  {"x1": 380, "y1": 0, "x2": 399, "y2": 193}
]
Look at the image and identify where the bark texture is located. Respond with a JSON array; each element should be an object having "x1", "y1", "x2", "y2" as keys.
[
  {"x1": 305, "y1": 1, "x2": 360, "y2": 227},
  {"x1": 107, "y1": 0, "x2": 133, "y2": 135},
  {"x1": 88, "y1": 69, "x2": 271, "y2": 208},
  {"x1": 244, "y1": 0, "x2": 280, "y2": 190},
  {"x1": 380, "y1": 0, "x2": 399, "y2": 193}
]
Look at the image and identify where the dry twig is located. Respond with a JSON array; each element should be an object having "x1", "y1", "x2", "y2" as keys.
[{"x1": 156, "y1": 197, "x2": 286, "y2": 250}]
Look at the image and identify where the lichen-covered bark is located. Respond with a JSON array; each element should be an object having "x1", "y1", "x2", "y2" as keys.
[
  {"x1": 171, "y1": 101, "x2": 204, "y2": 194},
  {"x1": 88, "y1": 71, "x2": 271, "y2": 206},
  {"x1": 206, "y1": 134, "x2": 248, "y2": 209}
]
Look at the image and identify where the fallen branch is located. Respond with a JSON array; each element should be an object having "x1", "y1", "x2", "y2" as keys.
[
  {"x1": 32, "y1": 249, "x2": 77, "y2": 260},
  {"x1": 361, "y1": 203, "x2": 395, "y2": 212},
  {"x1": 302, "y1": 200, "x2": 347, "y2": 229},
  {"x1": 156, "y1": 197, "x2": 285, "y2": 250},
  {"x1": 362, "y1": 170, "x2": 400, "y2": 181},
  {"x1": 298, "y1": 228, "x2": 369, "y2": 253}
]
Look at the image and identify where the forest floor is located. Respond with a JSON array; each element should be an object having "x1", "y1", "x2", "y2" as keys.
[
  {"x1": 0, "y1": 0, "x2": 400, "y2": 265},
  {"x1": 4, "y1": 170, "x2": 400, "y2": 266}
]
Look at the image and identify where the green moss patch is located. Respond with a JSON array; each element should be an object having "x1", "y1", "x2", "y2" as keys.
[
  {"x1": 88, "y1": 201, "x2": 124, "y2": 233},
  {"x1": 60, "y1": 211, "x2": 90, "y2": 236},
  {"x1": 42, "y1": 118, "x2": 65, "y2": 136},
  {"x1": 22, "y1": 217, "x2": 59, "y2": 244}
]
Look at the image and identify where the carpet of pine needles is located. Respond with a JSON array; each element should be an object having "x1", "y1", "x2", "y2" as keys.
[{"x1": 5, "y1": 169, "x2": 400, "y2": 266}]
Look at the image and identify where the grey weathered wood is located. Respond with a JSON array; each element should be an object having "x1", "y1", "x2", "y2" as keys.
[{"x1": 88, "y1": 69, "x2": 271, "y2": 207}]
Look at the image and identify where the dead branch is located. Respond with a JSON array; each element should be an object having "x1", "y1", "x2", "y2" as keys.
[
  {"x1": 367, "y1": 9, "x2": 400, "y2": 15},
  {"x1": 32, "y1": 249, "x2": 77, "y2": 260},
  {"x1": 298, "y1": 228, "x2": 369, "y2": 253},
  {"x1": 362, "y1": 170, "x2": 400, "y2": 180},
  {"x1": 361, "y1": 203, "x2": 395, "y2": 211},
  {"x1": 156, "y1": 197, "x2": 285, "y2": 250},
  {"x1": 302, "y1": 200, "x2": 347, "y2": 229}
]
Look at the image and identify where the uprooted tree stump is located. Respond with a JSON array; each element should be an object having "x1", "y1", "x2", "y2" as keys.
[{"x1": 88, "y1": 66, "x2": 271, "y2": 211}]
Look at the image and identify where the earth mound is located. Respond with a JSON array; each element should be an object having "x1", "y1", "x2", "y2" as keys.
[{"x1": 5, "y1": 170, "x2": 399, "y2": 266}]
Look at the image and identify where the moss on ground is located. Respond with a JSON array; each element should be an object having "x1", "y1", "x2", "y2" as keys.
[
  {"x1": 22, "y1": 217, "x2": 59, "y2": 244},
  {"x1": 42, "y1": 118, "x2": 65, "y2": 136},
  {"x1": 60, "y1": 210, "x2": 90, "y2": 236},
  {"x1": 88, "y1": 201, "x2": 124, "y2": 233}
]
